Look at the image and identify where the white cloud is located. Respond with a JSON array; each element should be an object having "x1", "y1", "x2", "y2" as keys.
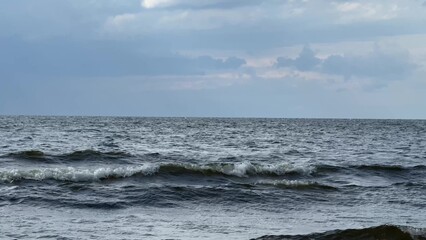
[
  {"x1": 103, "y1": 7, "x2": 264, "y2": 35},
  {"x1": 96, "y1": 0, "x2": 426, "y2": 43},
  {"x1": 105, "y1": 13, "x2": 136, "y2": 28},
  {"x1": 141, "y1": 0, "x2": 175, "y2": 9},
  {"x1": 140, "y1": 0, "x2": 230, "y2": 9},
  {"x1": 336, "y1": 2, "x2": 362, "y2": 12},
  {"x1": 334, "y1": 2, "x2": 400, "y2": 22}
]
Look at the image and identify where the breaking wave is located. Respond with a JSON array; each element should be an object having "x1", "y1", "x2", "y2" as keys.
[
  {"x1": 1, "y1": 160, "x2": 425, "y2": 183},
  {"x1": 0, "y1": 165, "x2": 157, "y2": 182},
  {"x1": 0, "y1": 162, "x2": 312, "y2": 182}
]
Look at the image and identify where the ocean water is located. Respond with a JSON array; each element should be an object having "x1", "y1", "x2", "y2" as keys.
[{"x1": 0, "y1": 116, "x2": 425, "y2": 239}]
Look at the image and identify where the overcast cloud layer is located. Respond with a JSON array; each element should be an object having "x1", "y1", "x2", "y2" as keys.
[{"x1": 1, "y1": 0, "x2": 426, "y2": 118}]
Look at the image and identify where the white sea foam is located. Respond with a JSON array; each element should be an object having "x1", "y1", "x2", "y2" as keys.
[
  {"x1": 168, "y1": 161, "x2": 313, "y2": 177},
  {"x1": 219, "y1": 162, "x2": 254, "y2": 177},
  {"x1": 0, "y1": 164, "x2": 159, "y2": 182},
  {"x1": 215, "y1": 161, "x2": 313, "y2": 177}
]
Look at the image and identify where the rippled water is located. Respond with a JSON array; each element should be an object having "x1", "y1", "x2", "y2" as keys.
[{"x1": 0, "y1": 116, "x2": 425, "y2": 239}]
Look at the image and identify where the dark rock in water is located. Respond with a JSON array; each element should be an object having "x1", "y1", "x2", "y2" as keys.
[{"x1": 253, "y1": 225, "x2": 425, "y2": 240}]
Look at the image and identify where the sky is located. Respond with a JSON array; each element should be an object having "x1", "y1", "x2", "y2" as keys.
[{"x1": 1, "y1": 0, "x2": 426, "y2": 118}]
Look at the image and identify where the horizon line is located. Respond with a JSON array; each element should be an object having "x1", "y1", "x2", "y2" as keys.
[{"x1": 1, "y1": 114, "x2": 425, "y2": 121}]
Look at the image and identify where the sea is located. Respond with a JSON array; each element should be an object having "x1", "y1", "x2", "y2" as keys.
[{"x1": 0, "y1": 116, "x2": 425, "y2": 239}]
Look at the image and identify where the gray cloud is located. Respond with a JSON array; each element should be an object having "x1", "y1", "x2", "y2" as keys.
[
  {"x1": 0, "y1": 37, "x2": 245, "y2": 79},
  {"x1": 276, "y1": 45, "x2": 417, "y2": 81},
  {"x1": 0, "y1": 0, "x2": 141, "y2": 39},
  {"x1": 322, "y1": 47, "x2": 416, "y2": 80},
  {"x1": 1, "y1": 0, "x2": 426, "y2": 118},
  {"x1": 276, "y1": 45, "x2": 321, "y2": 71},
  {"x1": 2, "y1": 1, "x2": 426, "y2": 52}
]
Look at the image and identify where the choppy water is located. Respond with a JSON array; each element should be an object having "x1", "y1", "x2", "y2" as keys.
[{"x1": 0, "y1": 116, "x2": 425, "y2": 239}]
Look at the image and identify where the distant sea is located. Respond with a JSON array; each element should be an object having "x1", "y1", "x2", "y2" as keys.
[{"x1": 1, "y1": 116, "x2": 425, "y2": 239}]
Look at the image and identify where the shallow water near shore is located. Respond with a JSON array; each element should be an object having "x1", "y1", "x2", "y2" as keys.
[{"x1": 1, "y1": 116, "x2": 425, "y2": 239}]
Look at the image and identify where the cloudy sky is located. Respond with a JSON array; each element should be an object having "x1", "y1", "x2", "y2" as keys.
[{"x1": 1, "y1": 0, "x2": 426, "y2": 118}]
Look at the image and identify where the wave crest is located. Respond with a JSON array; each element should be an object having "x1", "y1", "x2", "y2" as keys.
[
  {"x1": 0, "y1": 162, "x2": 312, "y2": 182},
  {"x1": 159, "y1": 162, "x2": 312, "y2": 177},
  {"x1": 5, "y1": 150, "x2": 46, "y2": 159},
  {"x1": 64, "y1": 150, "x2": 132, "y2": 160},
  {"x1": 2, "y1": 149, "x2": 133, "y2": 162},
  {"x1": 254, "y1": 180, "x2": 337, "y2": 190},
  {"x1": 315, "y1": 164, "x2": 426, "y2": 175}
]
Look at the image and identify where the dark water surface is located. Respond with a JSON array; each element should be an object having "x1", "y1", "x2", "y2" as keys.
[{"x1": 1, "y1": 116, "x2": 425, "y2": 239}]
